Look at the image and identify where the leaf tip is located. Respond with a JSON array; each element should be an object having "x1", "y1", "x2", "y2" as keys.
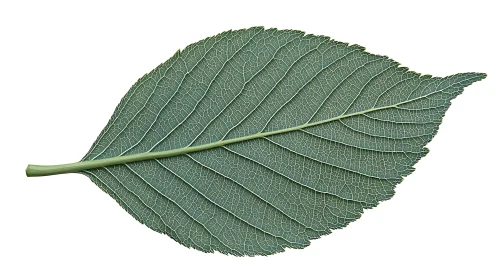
[{"x1": 473, "y1": 72, "x2": 487, "y2": 81}]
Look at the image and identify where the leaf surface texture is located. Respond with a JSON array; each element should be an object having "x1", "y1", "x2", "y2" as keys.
[{"x1": 80, "y1": 27, "x2": 485, "y2": 255}]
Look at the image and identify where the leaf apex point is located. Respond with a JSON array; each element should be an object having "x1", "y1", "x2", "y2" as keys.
[{"x1": 474, "y1": 72, "x2": 487, "y2": 80}]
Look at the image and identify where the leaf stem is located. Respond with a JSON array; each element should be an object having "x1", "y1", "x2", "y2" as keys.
[{"x1": 26, "y1": 130, "x2": 264, "y2": 177}]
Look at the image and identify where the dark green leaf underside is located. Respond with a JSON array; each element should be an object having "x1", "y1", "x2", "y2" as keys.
[{"x1": 80, "y1": 27, "x2": 485, "y2": 256}]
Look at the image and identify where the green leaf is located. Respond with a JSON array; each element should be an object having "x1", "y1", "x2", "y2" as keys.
[{"x1": 26, "y1": 27, "x2": 486, "y2": 256}]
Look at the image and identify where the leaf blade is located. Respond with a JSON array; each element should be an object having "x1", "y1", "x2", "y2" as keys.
[{"x1": 29, "y1": 27, "x2": 486, "y2": 255}]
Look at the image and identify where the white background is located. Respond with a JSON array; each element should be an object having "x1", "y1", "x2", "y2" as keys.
[{"x1": 1, "y1": 1, "x2": 497, "y2": 279}]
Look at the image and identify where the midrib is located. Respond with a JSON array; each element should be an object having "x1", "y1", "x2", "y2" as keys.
[{"x1": 24, "y1": 88, "x2": 443, "y2": 177}]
